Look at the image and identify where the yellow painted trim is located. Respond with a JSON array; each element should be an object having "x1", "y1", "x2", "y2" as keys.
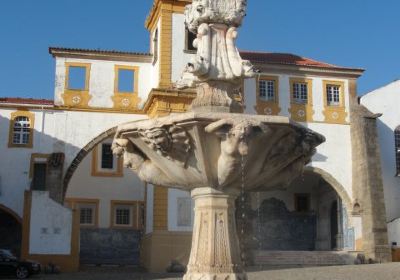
[
  {"x1": 145, "y1": 0, "x2": 189, "y2": 31},
  {"x1": 29, "y1": 153, "x2": 50, "y2": 178},
  {"x1": 91, "y1": 143, "x2": 123, "y2": 177},
  {"x1": 8, "y1": 110, "x2": 35, "y2": 148},
  {"x1": 159, "y1": 7, "x2": 173, "y2": 88},
  {"x1": 288, "y1": 78, "x2": 314, "y2": 122},
  {"x1": 255, "y1": 75, "x2": 281, "y2": 116},
  {"x1": 153, "y1": 186, "x2": 168, "y2": 231},
  {"x1": 110, "y1": 200, "x2": 144, "y2": 230},
  {"x1": 64, "y1": 62, "x2": 91, "y2": 91},
  {"x1": 112, "y1": 65, "x2": 141, "y2": 110},
  {"x1": 322, "y1": 80, "x2": 348, "y2": 124},
  {"x1": 64, "y1": 198, "x2": 100, "y2": 228},
  {"x1": 63, "y1": 62, "x2": 92, "y2": 108}
]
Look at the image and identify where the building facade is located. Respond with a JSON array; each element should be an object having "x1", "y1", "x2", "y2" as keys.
[{"x1": 0, "y1": 0, "x2": 395, "y2": 273}]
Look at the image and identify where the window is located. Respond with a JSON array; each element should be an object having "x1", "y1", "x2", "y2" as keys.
[
  {"x1": 114, "y1": 66, "x2": 138, "y2": 95},
  {"x1": 65, "y1": 63, "x2": 90, "y2": 91},
  {"x1": 295, "y1": 194, "x2": 310, "y2": 212},
  {"x1": 395, "y1": 126, "x2": 400, "y2": 176},
  {"x1": 64, "y1": 199, "x2": 98, "y2": 227},
  {"x1": 91, "y1": 140, "x2": 123, "y2": 177},
  {"x1": 8, "y1": 111, "x2": 35, "y2": 148},
  {"x1": 185, "y1": 27, "x2": 197, "y2": 51},
  {"x1": 259, "y1": 80, "x2": 275, "y2": 101},
  {"x1": 153, "y1": 28, "x2": 159, "y2": 64},
  {"x1": 117, "y1": 69, "x2": 135, "y2": 93},
  {"x1": 32, "y1": 163, "x2": 46, "y2": 191},
  {"x1": 293, "y1": 82, "x2": 308, "y2": 104},
  {"x1": 115, "y1": 207, "x2": 131, "y2": 225},
  {"x1": 326, "y1": 84, "x2": 341, "y2": 106},
  {"x1": 111, "y1": 201, "x2": 144, "y2": 229},
  {"x1": 12, "y1": 116, "x2": 31, "y2": 145},
  {"x1": 177, "y1": 197, "x2": 192, "y2": 227},
  {"x1": 79, "y1": 207, "x2": 94, "y2": 225},
  {"x1": 101, "y1": 144, "x2": 114, "y2": 169}
]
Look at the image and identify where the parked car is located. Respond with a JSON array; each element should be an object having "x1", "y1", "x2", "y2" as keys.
[{"x1": 0, "y1": 249, "x2": 40, "y2": 279}]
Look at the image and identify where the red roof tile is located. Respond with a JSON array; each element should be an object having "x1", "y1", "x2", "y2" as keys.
[
  {"x1": 0, "y1": 97, "x2": 54, "y2": 106},
  {"x1": 239, "y1": 50, "x2": 364, "y2": 71}
]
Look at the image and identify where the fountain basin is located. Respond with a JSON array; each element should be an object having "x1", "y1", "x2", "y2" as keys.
[{"x1": 112, "y1": 111, "x2": 325, "y2": 193}]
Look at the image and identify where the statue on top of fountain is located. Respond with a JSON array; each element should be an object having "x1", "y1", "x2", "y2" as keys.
[{"x1": 177, "y1": 0, "x2": 255, "y2": 90}]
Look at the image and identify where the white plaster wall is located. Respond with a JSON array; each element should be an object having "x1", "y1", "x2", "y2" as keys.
[
  {"x1": 29, "y1": 191, "x2": 72, "y2": 255},
  {"x1": 244, "y1": 74, "x2": 351, "y2": 123},
  {"x1": 361, "y1": 80, "x2": 400, "y2": 223},
  {"x1": 307, "y1": 122, "x2": 353, "y2": 200},
  {"x1": 388, "y1": 218, "x2": 400, "y2": 246},
  {"x1": 171, "y1": 14, "x2": 194, "y2": 83},
  {"x1": 0, "y1": 108, "x2": 55, "y2": 217},
  {"x1": 244, "y1": 78, "x2": 257, "y2": 114},
  {"x1": 146, "y1": 184, "x2": 154, "y2": 234},
  {"x1": 168, "y1": 188, "x2": 194, "y2": 232},
  {"x1": 54, "y1": 57, "x2": 153, "y2": 108},
  {"x1": 151, "y1": 19, "x2": 161, "y2": 89},
  {"x1": 0, "y1": 107, "x2": 148, "y2": 218}
]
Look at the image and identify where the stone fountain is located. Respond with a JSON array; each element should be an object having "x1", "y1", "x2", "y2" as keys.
[{"x1": 112, "y1": 1, "x2": 325, "y2": 279}]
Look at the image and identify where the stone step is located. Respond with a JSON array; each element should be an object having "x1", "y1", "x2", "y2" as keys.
[{"x1": 254, "y1": 251, "x2": 356, "y2": 266}]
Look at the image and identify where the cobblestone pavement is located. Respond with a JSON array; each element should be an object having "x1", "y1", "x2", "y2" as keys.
[{"x1": 4, "y1": 263, "x2": 400, "y2": 280}]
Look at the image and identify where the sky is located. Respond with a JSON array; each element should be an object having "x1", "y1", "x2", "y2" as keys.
[{"x1": 0, "y1": 0, "x2": 399, "y2": 100}]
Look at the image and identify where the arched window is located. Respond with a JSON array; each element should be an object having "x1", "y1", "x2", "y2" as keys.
[
  {"x1": 8, "y1": 111, "x2": 34, "y2": 148},
  {"x1": 12, "y1": 116, "x2": 30, "y2": 145},
  {"x1": 395, "y1": 126, "x2": 400, "y2": 176}
]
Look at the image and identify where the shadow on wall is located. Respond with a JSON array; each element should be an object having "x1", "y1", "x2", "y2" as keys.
[{"x1": 375, "y1": 118, "x2": 400, "y2": 224}]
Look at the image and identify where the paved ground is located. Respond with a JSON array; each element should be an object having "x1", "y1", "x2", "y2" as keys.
[{"x1": 3, "y1": 263, "x2": 400, "y2": 280}]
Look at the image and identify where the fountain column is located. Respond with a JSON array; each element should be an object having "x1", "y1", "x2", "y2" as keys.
[{"x1": 185, "y1": 188, "x2": 246, "y2": 280}]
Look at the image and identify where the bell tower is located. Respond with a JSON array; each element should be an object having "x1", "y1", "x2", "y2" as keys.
[{"x1": 145, "y1": 0, "x2": 191, "y2": 88}]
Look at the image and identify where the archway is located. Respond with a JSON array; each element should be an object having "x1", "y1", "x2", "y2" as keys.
[
  {"x1": 0, "y1": 205, "x2": 22, "y2": 256},
  {"x1": 63, "y1": 130, "x2": 146, "y2": 266},
  {"x1": 63, "y1": 127, "x2": 117, "y2": 200},
  {"x1": 245, "y1": 169, "x2": 356, "y2": 266}
]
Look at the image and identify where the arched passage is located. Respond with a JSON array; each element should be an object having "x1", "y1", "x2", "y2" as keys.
[
  {"x1": 305, "y1": 166, "x2": 353, "y2": 215},
  {"x1": 247, "y1": 168, "x2": 356, "y2": 256},
  {"x1": 63, "y1": 127, "x2": 117, "y2": 200},
  {"x1": 0, "y1": 204, "x2": 22, "y2": 256},
  {"x1": 62, "y1": 127, "x2": 146, "y2": 266}
]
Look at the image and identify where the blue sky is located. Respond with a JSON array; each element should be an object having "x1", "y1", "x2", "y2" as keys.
[{"x1": 0, "y1": 0, "x2": 399, "y2": 99}]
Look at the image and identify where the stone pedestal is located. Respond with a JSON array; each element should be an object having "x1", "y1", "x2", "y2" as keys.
[
  {"x1": 191, "y1": 82, "x2": 243, "y2": 113},
  {"x1": 184, "y1": 188, "x2": 246, "y2": 280}
]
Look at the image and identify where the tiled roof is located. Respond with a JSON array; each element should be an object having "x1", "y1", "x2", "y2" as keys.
[
  {"x1": 0, "y1": 97, "x2": 54, "y2": 106},
  {"x1": 240, "y1": 50, "x2": 364, "y2": 71},
  {"x1": 49, "y1": 47, "x2": 152, "y2": 57}
]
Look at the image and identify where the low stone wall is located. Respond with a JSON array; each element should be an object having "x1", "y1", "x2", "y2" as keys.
[
  {"x1": 253, "y1": 198, "x2": 317, "y2": 251},
  {"x1": 80, "y1": 228, "x2": 141, "y2": 265}
]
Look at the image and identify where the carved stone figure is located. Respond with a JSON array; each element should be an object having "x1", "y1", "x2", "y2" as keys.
[
  {"x1": 177, "y1": 0, "x2": 255, "y2": 113},
  {"x1": 112, "y1": 138, "x2": 176, "y2": 187},
  {"x1": 205, "y1": 119, "x2": 269, "y2": 186},
  {"x1": 139, "y1": 125, "x2": 192, "y2": 167}
]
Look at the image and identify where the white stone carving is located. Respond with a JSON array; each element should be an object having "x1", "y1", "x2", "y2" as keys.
[{"x1": 177, "y1": 0, "x2": 255, "y2": 113}]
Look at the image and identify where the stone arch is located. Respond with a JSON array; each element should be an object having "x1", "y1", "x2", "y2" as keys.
[
  {"x1": 0, "y1": 204, "x2": 22, "y2": 224},
  {"x1": 63, "y1": 126, "x2": 117, "y2": 199},
  {"x1": 0, "y1": 204, "x2": 22, "y2": 255},
  {"x1": 304, "y1": 166, "x2": 353, "y2": 215}
]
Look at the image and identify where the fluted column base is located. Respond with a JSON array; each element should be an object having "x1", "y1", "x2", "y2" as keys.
[{"x1": 183, "y1": 187, "x2": 247, "y2": 280}]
